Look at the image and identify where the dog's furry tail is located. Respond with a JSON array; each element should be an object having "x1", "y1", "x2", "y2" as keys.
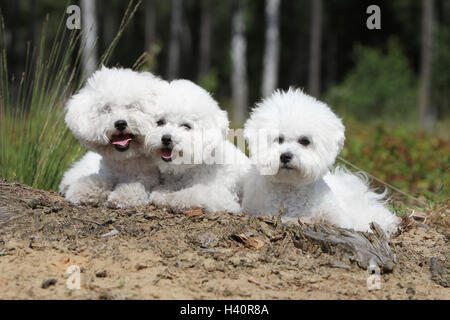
[{"x1": 323, "y1": 165, "x2": 400, "y2": 236}]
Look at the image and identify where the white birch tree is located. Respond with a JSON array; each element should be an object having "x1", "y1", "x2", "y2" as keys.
[
  {"x1": 230, "y1": 2, "x2": 248, "y2": 126},
  {"x1": 308, "y1": 0, "x2": 322, "y2": 97},
  {"x1": 81, "y1": 0, "x2": 98, "y2": 77},
  {"x1": 198, "y1": 0, "x2": 212, "y2": 78},
  {"x1": 145, "y1": 0, "x2": 156, "y2": 52},
  {"x1": 167, "y1": 0, "x2": 182, "y2": 80},
  {"x1": 419, "y1": 0, "x2": 435, "y2": 130},
  {"x1": 261, "y1": 0, "x2": 280, "y2": 98}
]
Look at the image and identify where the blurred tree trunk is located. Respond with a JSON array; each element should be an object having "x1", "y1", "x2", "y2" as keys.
[
  {"x1": 230, "y1": 2, "x2": 249, "y2": 126},
  {"x1": 325, "y1": 35, "x2": 337, "y2": 90},
  {"x1": 167, "y1": 0, "x2": 182, "y2": 80},
  {"x1": 419, "y1": 0, "x2": 435, "y2": 130},
  {"x1": 261, "y1": 0, "x2": 280, "y2": 98},
  {"x1": 198, "y1": 0, "x2": 212, "y2": 78},
  {"x1": 145, "y1": 0, "x2": 156, "y2": 51},
  {"x1": 81, "y1": 0, "x2": 98, "y2": 77},
  {"x1": 308, "y1": 0, "x2": 322, "y2": 97},
  {"x1": 180, "y1": 15, "x2": 193, "y2": 75},
  {"x1": 30, "y1": 0, "x2": 37, "y2": 45},
  {"x1": 8, "y1": 1, "x2": 20, "y2": 73},
  {"x1": 102, "y1": 1, "x2": 116, "y2": 47}
]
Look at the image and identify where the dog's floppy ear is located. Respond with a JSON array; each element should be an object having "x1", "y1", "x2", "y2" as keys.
[
  {"x1": 318, "y1": 111, "x2": 346, "y2": 168},
  {"x1": 330, "y1": 114, "x2": 346, "y2": 159},
  {"x1": 64, "y1": 88, "x2": 99, "y2": 142},
  {"x1": 335, "y1": 122, "x2": 345, "y2": 155},
  {"x1": 243, "y1": 115, "x2": 260, "y2": 157},
  {"x1": 214, "y1": 108, "x2": 230, "y2": 137},
  {"x1": 201, "y1": 107, "x2": 229, "y2": 152}
]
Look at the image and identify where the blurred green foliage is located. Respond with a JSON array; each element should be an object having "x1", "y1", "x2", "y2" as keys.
[
  {"x1": 323, "y1": 35, "x2": 449, "y2": 203},
  {"x1": 197, "y1": 68, "x2": 219, "y2": 94},
  {"x1": 0, "y1": 16, "x2": 85, "y2": 190},
  {"x1": 432, "y1": 26, "x2": 450, "y2": 118},
  {"x1": 340, "y1": 117, "x2": 449, "y2": 202},
  {"x1": 0, "y1": 3, "x2": 138, "y2": 190},
  {"x1": 141, "y1": 41, "x2": 162, "y2": 72},
  {"x1": 325, "y1": 39, "x2": 418, "y2": 121}
]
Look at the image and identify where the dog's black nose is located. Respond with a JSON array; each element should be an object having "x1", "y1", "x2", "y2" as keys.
[
  {"x1": 280, "y1": 152, "x2": 293, "y2": 164},
  {"x1": 161, "y1": 134, "x2": 172, "y2": 146},
  {"x1": 114, "y1": 120, "x2": 127, "y2": 131}
]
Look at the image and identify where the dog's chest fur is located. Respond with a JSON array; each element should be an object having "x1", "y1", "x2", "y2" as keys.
[
  {"x1": 101, "y1": 156, "x2": 158, "y2": 184},
  {"x1": 159, "y1": 164, "x2": 219, "y2": 191},
  {"x1": 243, "y1": 171, "x2": 331, "y2": 218}
]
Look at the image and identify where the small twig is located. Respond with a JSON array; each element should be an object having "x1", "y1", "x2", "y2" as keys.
[
  {"x1": 0, "y1": 214, "x2": 26, "y2": 227},
  {"x1": 34, "y1": 212, "x2": 41, "y2": 231},
  {"x1": 248, "y1": 278, "x2": 275, "y2": 290},
  {"x1": 0, "y1": 183, "x2": 20, "y2": 187},
  {"x1": 101, "y1": 229, "x2": 119, "y2": 237},
  {"x1": 71, "y1": 216, "x2": 103, "y2": 226},
  {"x1": 275, "y1": 204, "x2": 284, "y2": 228}
]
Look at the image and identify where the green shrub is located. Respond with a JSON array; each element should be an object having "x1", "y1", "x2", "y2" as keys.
[
  {"x1": 325, "y1": 38, "x2": 418, "y2": 121},
  {"x1": 197, "y1": 69, "x2": 219, "y2": 94},
  {"x1": 0, "y1": 16, "x2": 85, "y2": 190},
  {"x1": 339, "y1": 118, "x2": 449, "y2": 202}
]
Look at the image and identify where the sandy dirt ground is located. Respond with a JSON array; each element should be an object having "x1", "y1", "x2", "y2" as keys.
[{"x1": 0, "y1": 182, "x2": 448, "y2": 300}]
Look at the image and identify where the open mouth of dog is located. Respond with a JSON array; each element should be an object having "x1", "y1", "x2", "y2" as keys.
[
  {"x1": 160, "y1": 148, "x2": 184, "y2": 162},
  {"x1": 111, "y1": 133, "x2": 135, "y2": 152},
  {"x1": 160, "y1": 147, "x2": 174, "y2": 162}
]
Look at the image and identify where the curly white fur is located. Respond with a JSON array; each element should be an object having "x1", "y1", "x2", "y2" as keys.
[
  {"x1": 59, "y1": 67, "x2": 167, "y2": 208},
  {"x1": 145, "y1": 79, "x2": 250, "y2": 213},
  {"x1": 242, "y1": 89, "x2": 400, "y2": 236}
]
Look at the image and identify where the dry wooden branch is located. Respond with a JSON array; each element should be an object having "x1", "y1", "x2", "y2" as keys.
[
  {"x1": 71, "y1": 216, "x2": 103, "y2": 226},
  {"x1": 292, "y1": 222, "x2": 397, "y2": 273},
  {"x1": 430, "y1": 257, "x2": 449, "y2": 287},
  {"x1": 0, "y1": 214, "x2": 27, "y2": 227}
]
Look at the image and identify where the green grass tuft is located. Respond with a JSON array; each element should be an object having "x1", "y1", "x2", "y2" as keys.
[{"x1": 0, "y1": 1, "x2": 142, "y2": 190}]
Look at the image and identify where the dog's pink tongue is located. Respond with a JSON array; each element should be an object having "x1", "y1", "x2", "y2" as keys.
[
  {"x1": 112, "y1": 136, "x2": 132, "y2": 147},
  {"x1": 160, "y1": 149, "x2": 172, "y2": 159}
]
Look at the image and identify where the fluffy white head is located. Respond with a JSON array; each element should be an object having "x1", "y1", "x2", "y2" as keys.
[
  {"x1": 65, "y1": 66, "x2": 168, "y2": 161},
  {"x1": 244, "y1": 88, "x2": 345, "y2": 185},
  {"x1": 145, "y1": 79, "x2": 229, "y2": 173}
]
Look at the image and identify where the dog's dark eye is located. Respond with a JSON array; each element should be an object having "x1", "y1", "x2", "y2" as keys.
[
  {"x1": 156, "y1": 119, "x2": 166, "y2": 126},
  {"x1": 298, "y1": 137, "x2": 310, "y2": 146},
  {"x1": 277, "y1": 136, "x2": 284, "y2": 144},
  {"x1": 180, "y1": 123, "x2": 192, "y2": 130}
]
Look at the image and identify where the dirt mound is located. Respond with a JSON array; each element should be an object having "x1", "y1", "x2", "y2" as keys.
[{"x1": 0, "y1": 182, "x2": 448, "y2": 299}]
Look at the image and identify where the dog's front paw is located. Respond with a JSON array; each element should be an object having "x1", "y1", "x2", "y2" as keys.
[
  {"x1": 106, "y1": 191, "x2": 149, "y2": 209},
  {"x1": 148, "y1": 190, "x2": 170, "y2": 207},
  {"x1": 65, "y1": 184, "x2": 109, "y2": 206},
  {"x1": 106, "y1": 182, "x2": 150, "y2": 208},
  {"x1": 224, "y1": 201, "x2": 241, "y2": 214}
]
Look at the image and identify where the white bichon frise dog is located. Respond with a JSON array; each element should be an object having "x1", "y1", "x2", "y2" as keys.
[
  {"x1": 59, "y1": 67, "x2": 168, "y2": 208},
  {"x1": 242, "y1": 89, "x2": 400, "y2": 235},
  {"x1": 145, "y1": 79, "x2": 250, "y2": 213}
]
